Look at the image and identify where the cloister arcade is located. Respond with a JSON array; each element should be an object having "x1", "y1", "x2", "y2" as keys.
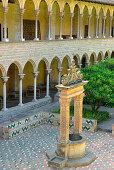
[
  {"x1": 0, "y1": 50, "x2": 113, "y2": 111},
  {"x1": 0, "y1": 0, "x2": 113, "y2": 42}
]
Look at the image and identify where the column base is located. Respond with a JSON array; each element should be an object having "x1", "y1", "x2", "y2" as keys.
[
  {"x1": 58, "y1": 37, "x2": 63, "y2": 40},
  {"x1": 2, "y1": 108, "x2": 8, "y2": 111},
  {"x1": 20, "y1": 38, "x2": 25, "y2": 42},
  {"x1": 79, "y1": 37, "x2": 83, "y2": 39},
  {"x1": 49, "y1": 37, "x2": 52, "y2": 40},
  {"x1": 69, "y1": 37, "x2": 73, "y2": 40},
  {"x1": 3, "y1": 38, "x2": 9, "y2": 42},
  {"x1": 18, "y1": 103, "x2": 24, "y2": 106},
  {"x1": 45, "y1": 95, "x2": 51, "y2": 98},
  {"x1": 103, "y1": 36, "x2": 105, "y2": 38},
  {"x1": 33, "y1": 38, "x2": 39, "y2": 41},
  {"x1": 32, "y1": 99, "x2": 37, "y2": 102},
  {"x1": 109, "y1": 36, "x2": 112, "y2": 38},
  {"x1": 87, "y1": 36, "x2": 91, "y2": 39},
  {"x1": 95, "y1": 36, "x2": 99, "y2": 38}
]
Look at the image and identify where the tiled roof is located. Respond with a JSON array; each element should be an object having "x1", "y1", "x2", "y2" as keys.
[{"x1": 79, "y1": 0, "x2": 114, "y2": 5}]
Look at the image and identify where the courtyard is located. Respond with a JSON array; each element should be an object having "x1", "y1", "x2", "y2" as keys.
[{"x1": 0, "y1": 125, "x2": 113, "y2": 170}]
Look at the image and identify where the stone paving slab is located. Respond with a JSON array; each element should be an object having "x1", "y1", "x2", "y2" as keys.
[{"x1": 0, "y1": 125, "x2": 113, "y2": 170}]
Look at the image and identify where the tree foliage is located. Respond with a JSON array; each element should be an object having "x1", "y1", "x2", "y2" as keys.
[{"x1": 81, "y1": 57, "x2": 114, "y2": 112}]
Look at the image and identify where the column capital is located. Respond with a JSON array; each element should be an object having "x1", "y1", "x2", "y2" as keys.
[
  {"x1": 18, "y1": 73, "x2": 25, "y2": 80},
  {"x1": 74, "y1": 93, "x2": 84, "y2": 101},
  {"x1": 1, "y1": 76, "x2": 9, "y2": 83},
  {"x1": 57, "y1": 67, "x2": 63, "y2": 72},
  {"x1": 32, "y1": 71, "x2": 39, "y2": 77},
  {"x1": 2, "y1": 7, "x2": 9, "y2": 14},
  {"x1": 79, "y1": 13, "x2": 83, "y2": 17},
  {"x1": 103, "y1": 15, "x2": 106, "y2": 20},
  {"x1": 78, "y1": 64, "x2": 82, "y2": 68},
  {"x1": 88, "y1": 14, "x2": 92, "y2": 18},
  {"x1": 59, "y1": 12, "x2": 64, "y2": 18},
  {"x1": 110, "y1": 16, "x2": 113, "y2": 20},
  {"x1": 70, "y1": 12, "x2": 74, "y2": 18},
  {"x1": 96, "y1": 15, "x2": 99, "y2": 19},
  {"x1": 48, "y1": 11, "x2": 52, "y2": 16},
  {"x1": 45, "y1": 69, "x2": 52, "y2": 74},
  {"x1": 19, "y1": 8, "x2": 25, "y2": 15},
  {"x1": 34, "y1": 9, "x2": 40, "y2": 16}
]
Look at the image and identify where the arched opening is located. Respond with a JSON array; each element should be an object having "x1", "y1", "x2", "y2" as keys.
[
  {"x1": 97, "y1": 52, "x2": 102, "y2": 62},
  {"x1": 74, "y1": 55, "x2": 78, "y2": 67},
  {"x1": 105, "y1": 51, "x2": 109, "y2": 59},
  {"x1": 37, "y1": 60, "x2": 47, "y2": 98},
  {"x1": 62, "y1": 3, "x2": 70, "y2": 39},
  {"x1": 90, "y1": 54, "x2": 94, "y2": 66},
  {"x1": 111, "y1": 51, "x2": 114, "y2": 58},
  {"x1": 73, "y1": 4, "x2": 79, "y2": 38},
  {"x1": 112, "y1": 13, "x2": 114, "y2": 37},
  {"x1": 23, "y1": 61, "x2": 34, "y2": 103},
  {"x1": 82, "y1": 6, "x2": 89, "y2": 38},
  {"x1": 39, "y1": 0, "x2": 48, "y2": 40},
  {"x1": 81, "y1": 55, "x2": 87, "y2": 68},
  {"x1": 0, "y1": 69, "x2": 3, "y2": 110},
  {"x1": 105, "y1": 9, "x2": 110, "y2": 37},
  {"x1": 7, "y1": 63, "x2": 19, "y2": 108},
  {"x1": 51, "y1": 1, "x2": 60, "y2": 39},
  {"x1": 61, "y1": 56, "x2": 68, "y2": 76},
  {"x1": 99, "y1": 8, "x2": 104, "y2": 37},
  {"x1": 23, "y1": 0, "x2": 41, "y2": 40},
  {"x1": 91, "y1": 7, "x2": 96, "y2": 38}
]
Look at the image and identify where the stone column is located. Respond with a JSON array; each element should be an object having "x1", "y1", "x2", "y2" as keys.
[
  {"x1": 32, "y1": 71, "x2": 39, "y2": 101},
  {"x1": 103, "y1": 16, "x2": 106, "y2": 38},
  {"x1": 79, "y1": 14, "x2": 83, "y2": 39},
  {"x1": 57, "y1": 67, "x2": 63, "y2": 93},
  {"x1": 45, "y1": 69, "x2": 52, "y2": 97},
  {"x1": 48, "y1": 11, "x2": 52, "y2": 40},
  {"x1": 59, "y1": 97, "x2": 71, "y2": 144},
  {"x1": 18, "y1": 74, "x2": 25, "y2": 106},
  {"x1": 109, "y1": 16, "x2": 112, "y2": 38},
  {"x1": 1, "y1": 77, "x2": 9, "y2": 111},
  {"x1": 59, "y1": 12, "x2": 64, "y2": 40},
  {"x1": 74, "y1": 93, "x2": 84, "y2": 134},
  {"x1": 69, "y1": 13, "x2": 74, "y2": 39},
  {"x1": 88, "y1": 14, "x2": 91, "y2": 38},
  {"x1": 2, "y1": 7, "x2": 9, "y2": 42},
  {"x1": 95, "y1": 15, "x2": 99, "y2": 38},
  {"x1": 19, "y1": 8, "x2": 25, "y2": 41},
  {"x1": 34, "y1": 10, "x2": 40, "y2": 41},
  {"x1": 78, "y1": 64, "x2": 82, "y2": 68}
]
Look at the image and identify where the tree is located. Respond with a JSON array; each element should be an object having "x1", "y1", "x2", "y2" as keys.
[{"x1": 81, "y1": 57, "x2": 114, "y2": 113}]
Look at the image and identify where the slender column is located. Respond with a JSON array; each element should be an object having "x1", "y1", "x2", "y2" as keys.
[
  {"x1": 88, "y1": 14, "x2": 91, "y2": 38},
  {"x1": 32, "y1": 72, "x2": 39, "y2": 101},
  {"x1": 109, "y1": 16, "x2": 112, "y2": 38},
  {"x1": 48, "y1": 11, "x2": 52, "y2": 40},
  {"x1": 1, "y1": 77, "x2": 9, "y2": 111},
  {"x1": 95, "y1": 15, "x2": 99, "y2": 38},
  {"x1": 78, "y1": 64, "x2": 82, "y2": 68},
  {"x1": 19, "y1": 8, "x2": 25, "y2": 41},
  {"x1": 57, "y1": 67, "x2": 63, "y2": 93},
  {"x1": 45, "y1": 69, "x2": 52, "y2": 97},
  {"x1": 94, "y1": 60, "x2": 98, "y2": 64},
  {"x1": 2, "y1": 7, "x2": 9, "y2": 42},
  {"x1": 69, "y1": 13, "x2": 74, "y2": 39},
  {"x1": 34, "y1": 10, "x2": 40, "y2": 41},
  {"x1": 59, "y1": 97, "x2": 71, "y2": 144},
  {"x1": 103, "y1": 16, "x2": 106, "y2": 38},
  {"x1": 86, "y1": 62, "x2": 89, "y2": 66},
  {"x1": 59, "y1": 12, "x2": 64, "y2": 40},
  {"x1": 74, "y1": 93, "x2": 84, "y2": 134},
  {"x1": 79, "y1": 14, "x2": 83, "y2": 39},
  {"x1": 18, "y1": 74, "x2": 25, "y2": 106}
]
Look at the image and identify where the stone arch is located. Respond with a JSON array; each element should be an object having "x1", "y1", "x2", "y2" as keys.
[
  {"x1": 82, "y1": 5, "x2": 89, "y2": 38},
  {"x1": 73, "y1": 4, "x2": 80, "y2": 38},
  {"x1": 27, "y1": 59, "x2": 37, "y2": 71},
  {"x1": 64, "y1": 55, "x2": 71, "y2": 67},
  {"x1": 74, "y1": 54, "x2": 81, "y2": 66},
  {"x1": 97, "y1": 51, "x2": 104, "y2": 61},
  {"x1": 51, "y1": 0, "x2": 60, "y2": 12},
  {"x1": 82, "y1": 53, "x2": 89, "y2": 63},
  {"x1": 38, "y1": 57, "x2": 49, "y2": 69},
  {"x1": 63, "y1": 3, "x2": 70, "y2": 38},
  {"x1": 111, "y1": 51, "x2": 114, "y2": 58},
  {"x1": 7, "y1": 61, "x2": 22, "y2": 74},
  {"x1": 0, "y1": 64, "x2": 7, "y2": 77},
  {"x1": 90, "y1": 53, "x2": 95, "y2": 66},
  {"x1": 91, "y1": 52, "x2": 97, "y2": 61},
  {"x1": 105, "y1": 50, "x2": 111, "y2": 58},
  {"x1": 50, "y1": 56, "x2": 61, "y2": 68}
]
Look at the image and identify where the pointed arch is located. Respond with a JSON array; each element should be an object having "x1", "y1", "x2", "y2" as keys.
[
  {"x1": 27, "y1": 59, "x2": 37, "y2": 71},
  {"x1": 39, "y1": 57, "x2": 49, "y2": 69},
  {"x1": 50, "y1": 56, "x2": 61, "y2": 68},
  {"x1": 0, "y1": 64, "x2": 7, "y2": 76},
  {"x1": 7, "y1": 61, "x2": 22, "y2": 74}
]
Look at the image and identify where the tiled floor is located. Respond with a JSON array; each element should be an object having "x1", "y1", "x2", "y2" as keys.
[{"x1": 0, "y1": 125, "x2": 113, "y2": 170}]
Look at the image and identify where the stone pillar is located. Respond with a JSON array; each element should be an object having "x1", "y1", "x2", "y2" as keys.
[
  {"x1": 74, "y1": 93, "x2": 84, "y2": 134},
  {"x1": 34, "y1": 10, "x2": 40, "y2": 41},
  {"x1": 95, "y1": 15, "x2": 99, "y2": 38},
  {"x1": 18, "y1": 74, "x2": 25, "y2": 106},
  {"x1": 32, "y1": 71, "x2": 39, "y2": 101},
  {"x1": 45, "y1": 69, "x2": 52, "y2": 97},
  {"x1": 57, "y1": 67, "x2": 63, "y2": 93},
  {"x1": 59, "y1": 97, "x2": 71, "y2": 144},
  {"x1": 2, "y1": 7, "x2": 9, "y2": 42},
  {"x1": 48, "y1": 11, "x2": 52, "y2": 40},
  {"x1": 59, "y1": 12, "x2": 64, "y2": 40},
  {"x1": 79, "y1": 14, "x2": 83, "y2": 39},
  {"x1": 1, "y1": 77, "x2": 9, "y2": 111},
  {"x1": 19, "y1": 8, "x2": 25, "y2": 41},
  {"x1": 109, "y1": 16, "x2": 112, "y2": 38},
  {"x1": 69, "y1": 13, "x2": 74, "y2": 39},
  {"x1": 103, "y1": 16, "x2": 106, "y2": 38},
  {"x1": 88, "y1": 15, "x2": 91, "y2": 38},
  {"x1": 78, "y1": 64, "x2": 82, "y2": 68}
]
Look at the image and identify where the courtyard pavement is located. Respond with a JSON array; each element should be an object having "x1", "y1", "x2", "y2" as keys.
[{"x1": 0, "y1": 125, "x2": 114, "y2": 170}]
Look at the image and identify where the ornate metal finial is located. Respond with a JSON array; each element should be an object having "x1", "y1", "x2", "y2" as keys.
[{"x1": 61, "y1": 55, "x2": 83, "y2": 86}]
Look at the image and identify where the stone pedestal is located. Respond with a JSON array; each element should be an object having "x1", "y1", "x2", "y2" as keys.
[{"x1": 47, "y1": 81, "x2": 96, "y2": 169}]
